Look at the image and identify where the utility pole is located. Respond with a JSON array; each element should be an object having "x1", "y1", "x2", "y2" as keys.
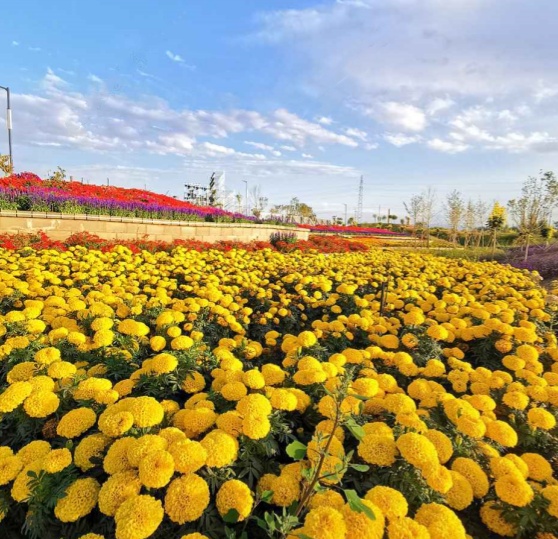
[
  {"x1": 343, "y1": 203, "x2": 348, "y2": 225},
  {"x1": 0, "y1": 86, "x2": 13, "y2": 170},
  {"x1": 356, "y1": 175, "x2": 363, "y2": 223}
]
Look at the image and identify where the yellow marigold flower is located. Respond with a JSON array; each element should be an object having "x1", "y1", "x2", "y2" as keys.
[
  {"x1": 93, "y1": 329, "x2": 115, "y2": 347},
  {"x1": 118, "y1": 319, "x2": 150, "y2": 337},
  {"x1": 77, "y1": 534, "x2": 105, "y2": 539},
  {"x1": 17, "y1": 440, "x2": 51, "y2": 465},
  {"x1": 502, "y1": 390, "x2": 529, "y2": 410},
  {"x1": 0, "y1": 381, "x2": 33, "y2": 413},
  {"x1": 113, "y1": 379, "x2": 135, "y2": 397},
  {"x1": 6, "y1": 363, "x2": 36, "y2": 383},
  {"x1": 303, "y1": 506, "x2": 347, "y2": 539},
  {"x1": 216, "y1": 410, "x2": 243, "y2": 437},
  {"x1": 74, "y1": 433, "x2": 111, "y2": 471},
  {"x1": 414, "y1": 503, "x2": 466, "y2": 539},
  {"x1": 181, "y1": 408, "x2": 217, "y2": 437},
  {"x1": 527, "y1": 407, "x2": 556, "y2": 430},
  {"x1": 201, "y1": 429, "x2": 238, "y2": 468},
  {"x1": 365, "y1": 485, "x2": 408, "y2": 519},
  {"x1": 387, "y1": 516, "x2": 431, "y2": 539},
  {"x1": 167, "y1": 326, "x2": 182, "y2": 338},
  {"x1": 159, "y1": 426, "x2": 186, "y2": 444},
  {"x1": 444, "y1": 470, "x2": 474, "y2": 510},
  {"x1": 270, "y1": 388, "x2": 298, "y2": 411},
  {"x1": 242, "y1": 413, "x2": 271, "y2": 440},
  {"x1": 485, "y1": 420, "x2": 518, "y2": 447},
  {"x1": 23, "y1": 390, "x2": 60, "y2": 418},
  {"x1": 42, "y1": 448, "x2": 72, "y2": 474},
  {"x1": 147, "y1": 353, "x2": 178, "y2": 374},
  {"x1": 521, "y1": 453, "x2": 553, "y2": 482},
  {"x1": 57, "y1": 407, "x2": 97, "y2": 438},
  {"x1": 221, "y1": 381, "x2": 248, "y2": 401},
  {"x1": 181, "y1": 371, "x2": 206, "y2": 393},
  {"x1": 424, "y1": 465, "x2": 453, "y2": 494},
  {"x1": 34, "y1": 347, "x2": 61, "y2": 365},
  {"x1": 138, "y1": 449, "x2": 175, "y2": 489},
  {"x1": 261, "y1": 363, "x2": 286, "y2": 385},
  {"x1": 98, "y1": 470, "x2": 143, "y2": 516},
  {"x1": 98, "y1": 410, "x2": 134, "y2": 437},
  {"x1": 423, "y1": 430, "x2": 453, "y2": 464},
  {"x1": 128, "y1": 396, "x2": 164, "y2": 428},
  {"x1": 480, "y1": 501, "x2": 516, "y2": 537},
  {"x1": 358, "y1": 435, "x2": 398, "y2": 467},
  {"x1": 216, "y1": 479, "x2": 254, "y2": 521},
  {"x1": 54, "y1": 477, "x2": 100, "y2": 523},
  {"x1": 168, "y1": 439, "x2": 207, "y2": 473},
  {"x1": 495, "y1": 473, "x2": 534, "y2": 507},
  {"x1": 271, "y1": 474, "x2": 303, "y2": 506},
  {"x1": 237, "y1": 393, "x2": 272, "y2": 417},
  {"x1": 171, "y1": 335, "x2": 194, "y2": 350},
  {"x1": 11, "y1": 460, "x2": 43, "y2": 501},
  {"x1": 396, "y1": 432, "x2": 439, "y2": 471},
  {"x1": 451, "y1": 457, "x2": 489, "y2": 498},
  {"x1": 242, "y1": 369, "x2": 266, "y2": 389},
  {"x1": 342, "y1": 500, "x2": 385, "y2": 539},
  {"x1": 513, "y1": 326, "x2": 537, "y2": 343},
  {"x1": 104, "y1": 437, "x2": 135, "y2": 475},
  {"x1": 0, "y1": 455, "x2": 23, "y2": 485},
  {"x1": 28, "y1": 375, "x2": 56, "y2": 393},
  {"x1": 180, "y1": 535, "x2": 209, "y2": 539},
  {"x1": 150, "y1": 335, "x2": 166, "y2": 352},
  {"x1": 297, "y1": 331, "x2": 317, "y2": 348},
  {"x1": 91, "y1": 317, "x2": 114, "y2": 331},
  {"x1": 47, "y1": 361, "x2": 77, "y2": 379},
  {"x1": 542, "y1": 486, "x2": 558, "y2": 518},
  {"x1": 164, "y1": 474, "x2": 210, "y2": 524},
  {"x1": 455, "y1": 415, "x2": 486, "y2": 439},
  {"x1": 114, "y1": 494, "x2": 164, "y2": 539},
  {"x1": 308, "y1": 489, "x2": 345, "y2": 510}
]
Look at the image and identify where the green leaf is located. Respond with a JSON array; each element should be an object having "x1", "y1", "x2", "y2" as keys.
[
  {"x1": 260, "y1": 489, "x2": 274, "y2": 503},
  {"x1": 297, "y1": 534, "x2": 314, "y2": 539},
  {"x1": 223, "y1": 508, "x2": 240, "y2": 523},
  {"x1": 286, "y1": 440, "x2": 307, "y2": 460},
  {"x1": 345, "y1": 418, "x2": 365, "y2": 441},
  {"x1": 350, "y1": 464, "x2": 370, "y2": 472},
  {"x1": 344, "y1": 489, "x2": 376, "y2": 521}
]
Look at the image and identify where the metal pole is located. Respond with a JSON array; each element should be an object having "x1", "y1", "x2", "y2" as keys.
[
  {"x1": 0, "y1": 86, "x2": 13, "y2": 170},
  {"x1": 343, "y1": 203, "x2": 347, "y2": 225}
]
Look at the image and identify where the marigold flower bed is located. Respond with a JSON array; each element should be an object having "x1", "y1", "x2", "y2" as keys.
[{"x1": 0, "y1": 246, "x2": 557, "y2": 539}]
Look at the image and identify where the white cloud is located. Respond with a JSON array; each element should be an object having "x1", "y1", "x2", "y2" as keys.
[
  {"x1": 371, "y1": 102, "x2": 427, "y2": 132},
  {"x1": 364, "y1": 142, "x2": 379, "y2": 150},
  {"x1": 316, "y1": 116, "x2": 333, "y2": 125},
  {"x1": 165, "y1": 50, "x2": 184, "y2": 63},
  {"x1": 11, "y1": 41, "x2": 19, "y2": 46},
  {"x1": 244, "y1": 141, "x2": 275, "y2": 151},
  {"x1": 384, "y1": 133, "x2": 422, "y2": 147},
  {"x1": 427, "y1": 97, "x2": 455, "y2": 116},
  {"x1": 344, "y1": 127, "x2": 368, "y2": 141},
  {"x1": 280, "y1": 145, "x2": 297, "y2": 151},
  {"x1": 302, "y1": 153, "x2": 314, "y2": 158},
  {"x1": 427, "y1": 138, "x2": 469, "y2": 153},
  {"x1": 87, "y1": 74, "x2": 103, "y2": 84},
  {"x1": 28, "y1": 46, "x2": 41, "y2": 52}
]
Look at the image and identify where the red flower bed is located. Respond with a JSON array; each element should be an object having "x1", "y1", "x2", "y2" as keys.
[
  {"x1": 0, "y1": 232, "x2": 368, "y2": 254},
  {"x1": 300, "y1": 223, "x2": 405, "y2": 235}
]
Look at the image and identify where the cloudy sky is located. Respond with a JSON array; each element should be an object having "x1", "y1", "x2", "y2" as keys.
[{"x1": 2, "y1": 0, "x2": 557, "y2": 221}]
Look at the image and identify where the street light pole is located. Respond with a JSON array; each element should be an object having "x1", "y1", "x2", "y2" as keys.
[
  {"x1": 242, "y1": 180, "x2": 248, "y2": 216},
  {"x1": 0, "y1": 86, "x2": 13, "y2": 170},
  {"x1": 343, "y1": 203, "x2": 348, "y2": 225}
]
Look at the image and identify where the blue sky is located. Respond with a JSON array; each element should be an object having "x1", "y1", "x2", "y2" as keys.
[{"x1": 2, "y1": 0, "x2": 558, "y2": 221}]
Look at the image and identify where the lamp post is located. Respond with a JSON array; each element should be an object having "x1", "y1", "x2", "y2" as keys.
[
  {"x1": 0, "y1": 86, "x2": 13, "y2": 170},
  {"x1": 343, "y1": 203, "x2": 348, "y2": 225},
  {"x1": 242, "y1": 180, "x2": 248, "y2": 216}
]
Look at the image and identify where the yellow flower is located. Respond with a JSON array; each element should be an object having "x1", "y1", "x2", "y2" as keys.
[
  {"x1": 297, "y1": 331, "x2": 317, "y2": 348},
  {"x1": 164, "y1": 474, "x2": 210, "y2": 524},
  {"x1": 414, "y1": 503, "x2": 466, "y2": 539},
  {"x1": 527, "y1": 407, "x2": 556, "y2": 430},
  {"x1": 42, "y1": 448, "x2": 72, "y2": 474},
  {"x1": 128, "y1": 396, "x2": 164, "y2": 428},
  {"x1": 0, "y1": 381, "x2": 33, "y2": 413},
  {"x1": 495, "y1": 473, "x2": 534, "y2": 506},
  {"x1": 216, "y1": 479, "x2": 254, "y2": 521},
  {"x1": 138, "y1": 449, "x2": 175, "y2": 489},
  {"x1": 451, "y1": 457, "x2": 489, "y2": 498},
  {"x1": 423, "y1": 430, "x2": 453, "y2": 464},
  {"x1": 23, "y1": 390, "x2": 60, "y2": 418},
  {"x1": 268, "y1": 475, "x2": 301, "y2": 507},
  {"x1": 480, "y1": 501, "x2": 517, "y2": 537},
  {"x1": 236, "y1": 394, "x2": 272, "y2": 416},
  {"x1": 485, "y1": 420, "x2": 518, "y2": 447},
  {"x1": 396, "y1": 432, "x2": 439, "y2": 471},
  {"x1": 387, "y1": 517, "x2": 431, "y2": 539},
  {"x1": 221, "y1": 381, "x2": 248, "y2": 401},
  {"x1": 74, "y1": 434, "x2": 111, "y2": 471},
  {"x1": 98, "y1": 470, "x2": 142, "y2": 516},
  {"x1": 54, "y1": 478, "x2": 100, "y2": 523},
  {"x1": 303, "y1": 506, "x2": 347, "y2": 539},
  {"x1": 168, "y1": 439, "x2": 207, "y2": 474},
  {"x1": 34, "y1": 347, "x2": 61, "y2": 365},
  {"x1": 0, "y1": 455, "x2": 23, "y2": 485},
  {"x1": 521, "y1": 453, "x2": 553, "y2": 482},
  {"x1": 445, "y1": 471, "x2": 474, "y2": 510},
  {"x1": 57, "y1": 407, "x2": 97, "y2": 438},
  {"x1": 342, "y1": 500, "x2": 385, "y2": 539},
  {"x1": 181, "y1": 371, "x2": 206, "y2": 393},
  {"x1": 365, "y1": 486, "x2": 408, "y2": 519},
  {"x1": 104, "y1": 437, "x2": 135, "y2": 475},
  {"x1": 201, "y1": 429, "x2": 238, "y2": 467},
  {"x1": 114, "y1": 494, "x2": 164, "y2": 539},
  {"x1": 542, "y1": 485, "x2": 558, "y2": 518},
  {"x1": 358, "y1": 435, "x2": 398, "y2": 467}
]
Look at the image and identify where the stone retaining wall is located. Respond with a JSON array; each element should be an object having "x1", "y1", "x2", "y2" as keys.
[{"x1": 0, "y1": 211, "x2": 309, "y2": 243}]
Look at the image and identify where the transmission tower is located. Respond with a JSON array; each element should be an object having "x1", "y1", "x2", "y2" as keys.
[{"x1": 356, "y1": 175, "x2": 364, "y2": 223}]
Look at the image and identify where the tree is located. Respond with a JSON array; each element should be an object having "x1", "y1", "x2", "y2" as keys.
[
  {"x1": 463, "y1": 199, "x2": 476, "y2": 247},
  {"x1": 404, "y1": 195, "x2": 424, "y2": 236},
  {"x1": 235, "y1": 193, "x2": 243, "y2": 214},
  {"x1": 250, "y1": 185, "x2": 268, "y2": 219},
  {"x1": 445, "y1": 190, "x2": 465, "y2": 245},
  {"x1": 0, "y1": 155, "x2": 13, "y2": 176},
  {"x1": 419, "y1": 187, "x2": 436, "y2": 247},
  {"x1": 487, "y1": 202, "x2": 506, "y2": 256},
  {"x1": 508, "y1": 171, "x2": 558, "y2": 261}
]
